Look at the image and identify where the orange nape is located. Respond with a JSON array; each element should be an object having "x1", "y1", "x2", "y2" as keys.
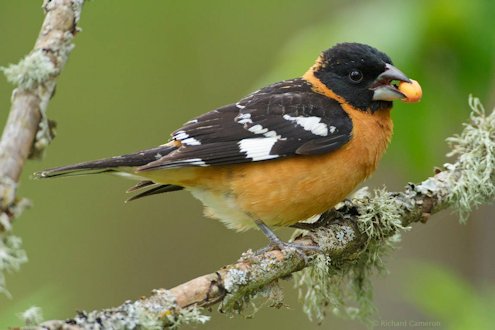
[{"x1": 399, "y1": 79, "x2": 422, "y2": 103}]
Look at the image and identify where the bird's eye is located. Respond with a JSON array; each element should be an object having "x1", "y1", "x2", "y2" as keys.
[{"x1": 348, "y1": 70, "x2": 363, "y2": 83}]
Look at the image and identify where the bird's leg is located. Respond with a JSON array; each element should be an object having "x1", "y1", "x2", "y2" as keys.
[{"x1": 255, "y1": 220, "x2": 321, "y2": 260}]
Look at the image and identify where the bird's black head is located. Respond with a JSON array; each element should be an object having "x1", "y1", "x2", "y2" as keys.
[{"x1": 311, "y1": 43, "x2": 411, "y2": 112}]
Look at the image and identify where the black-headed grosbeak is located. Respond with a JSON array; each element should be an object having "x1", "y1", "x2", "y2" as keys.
[{"x1": 36, "y1": 43, "x2": 422, "y2": 251}]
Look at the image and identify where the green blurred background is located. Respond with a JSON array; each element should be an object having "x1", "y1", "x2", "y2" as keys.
[{"x1": 1, "y1": 0, "x2": 495, "y2": 329}]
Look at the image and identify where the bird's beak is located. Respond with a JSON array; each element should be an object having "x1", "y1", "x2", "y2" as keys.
[{"x1": 371, "y1": 63, "x2": 411, "y2": 101}]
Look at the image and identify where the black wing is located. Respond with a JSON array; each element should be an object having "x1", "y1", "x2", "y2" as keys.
[{"x1": 139, "y1": 79, "x2": 353, "y2": 171}]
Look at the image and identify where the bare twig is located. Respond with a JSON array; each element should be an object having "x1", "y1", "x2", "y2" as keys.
[
  {"x1": 31, "y1": 98, "x2": 495, "y2": 329},
  {"x1": 0, "y1": 0, "x2": 84, "y2": 293}
]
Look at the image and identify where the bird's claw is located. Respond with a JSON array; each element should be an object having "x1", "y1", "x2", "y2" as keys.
[{"x1": 255, "y1": 238, "x2": 321, "y2": 265}]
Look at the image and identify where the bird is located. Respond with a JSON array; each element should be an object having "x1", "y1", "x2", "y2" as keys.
[{"x1": 35, "y1": 42, "x2": 422, "y2": 252}]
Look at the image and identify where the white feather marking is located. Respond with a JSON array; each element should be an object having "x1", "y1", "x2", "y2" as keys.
[
  {"x1": 238, "y1": 138, "x2": 278, "y2": 161},
  {"x1": 282, "y1": 115, "x2": 328, "y2": 136},
  {"x1": 263, "y1": 130, "x2": 279, "y2": 138},
  {"x1": 248, "y1": 124, "x2": 268, "y2": 134},
  {"x1": 181, "y1": 137, "x2": 201, "y2": 145},
  {"x1": 174, "y1": 130, "x2": 201, "y2": 145},
  {"x1": 174, "y1": 131, "x2": 189, "y2": 140},
  {"x1": 235, "y1": 102, "x2": 246, "y2": 109},
  {"x1": 113, "y1": 172, "x2": 143, "y2": 180},
  {"x1": 177, "y1": 158, "x2": 207, "y2": 166},
  {"x1": 329, "y1": 125, "x2": 336, "y2": 133},
  {"x1": 236, "y1": 113, "x2": 252, "y2": 125},
  {"x1": 247, "y1": 124, "x2": 280, "y2": 139}
]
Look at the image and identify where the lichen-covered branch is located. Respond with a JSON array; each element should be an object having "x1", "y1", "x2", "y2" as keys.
[
  {"x1": 31, "y1": 97, "x2": 495, "y2": 329},
  {"x1": 0, "y1": 0, "x2": 84, "y2": 294}
]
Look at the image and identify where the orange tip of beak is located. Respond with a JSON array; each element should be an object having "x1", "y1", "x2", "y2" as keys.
[{"x1": 399, "y1": 79, "x2": 422, "y2": 103}]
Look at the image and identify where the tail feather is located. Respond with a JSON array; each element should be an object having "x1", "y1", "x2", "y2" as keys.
[
  {"x1": 34, "y1": 145, "x2": 176, "y2": 179},
  {"x1": 126, "y1": 180, "x2": 156, "y2": 192},
  {"x1": 125, "y1": 184, "x2": 184, "y2": 202}
]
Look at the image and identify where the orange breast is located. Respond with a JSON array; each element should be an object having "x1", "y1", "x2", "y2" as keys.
[{"x1": 140, "y1": 108, "x2": 392, "y2": 230}]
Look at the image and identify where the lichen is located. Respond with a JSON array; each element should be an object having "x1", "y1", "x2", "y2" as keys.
[
  {"x1": 64, "y1": 290, "x2": 210, "y2": 329},
  {"x1": 19, "y1": 306, "x2": 44, "y2": 326},
  {"x1": 1, "y1": 50, "x2": 57, "y2": 90},
  {"x1": 0, "y1": 233, "x2": 28, "y2": 297},
  {"x1": 221, "y1": 249, "x2": 301, "y2": 317},
  {"x1": 223, "y1": 268, "x2": 249, "y2": 293},
  {"x1": 0, "y1": 178, "x2": 30, "y2": 296},
  {"x1": 153, "y1": 290, "x2": 210, "y2": 329},
  {"x1": 445, "y1": 96, "x2": 495, "y2": 222},
  {"x1": 222, "y1": 278, "x2": 285, "y2": 318},
  {"x1": 294, "y1": 188, "x2": 410, "y2": 325},
  {"x1": 294, "y1": 96, "x2": 495, "y2": 325},
  {"x1": 165, "y1": 304, "x2": 210, "y2": 329}
]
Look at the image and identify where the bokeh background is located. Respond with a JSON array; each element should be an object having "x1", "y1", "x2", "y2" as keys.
[{"x1": 1, "y1": 0, "x2": 495, "y2": 329}]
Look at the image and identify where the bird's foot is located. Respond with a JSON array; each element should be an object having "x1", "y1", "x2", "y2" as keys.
[{"x1": 255, "y1": 220, "x2": 321, "y2": 264}]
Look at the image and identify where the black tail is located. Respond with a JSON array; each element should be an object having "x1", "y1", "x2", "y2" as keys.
[{"x1": 34, "y1": 145, "x2": 176, "y2": 179}]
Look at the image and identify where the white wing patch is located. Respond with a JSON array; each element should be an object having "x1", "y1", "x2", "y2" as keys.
[
  {"x1": 238, "y1": 138, "x2": 278, "y2": 161},
  {"x1": 185, "y1": 119, "x2": 198, "y2": 124},
  {"x1": 173, "y1": 158, "x2": 207, "y2": 166},
  {"x1": 174, "y1": 130, "x2": 201, "y2": 145},
  {"x1": 186, "y1": 158, "x2": 207, "y2": 166},
  {"x1": 282, "y1": 115, "x2": 328, "y2": 136},
  {"x1": 247, "y1": 124, "x2": 281, "y2": 139},
  {"x1": 237, "y1": 114, "x2": 281, "y2": 138},
  {"x1": 236, "y1": 113, "x2": 252, "y2": 124}
]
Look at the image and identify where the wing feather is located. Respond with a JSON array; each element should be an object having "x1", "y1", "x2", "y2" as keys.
[{"x1": 139, "y1": 79, "x2": 353, "y2": 171}]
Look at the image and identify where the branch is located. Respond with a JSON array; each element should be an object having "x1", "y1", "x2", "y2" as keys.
[
  {"x1": 0, "y1": 0, "x2": 84, "y2": 294},
  {"x1": 30, "y1": 97, "x2": 495, "y2": 329}
]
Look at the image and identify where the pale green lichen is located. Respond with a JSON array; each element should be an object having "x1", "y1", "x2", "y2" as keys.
[
  {"x1": 445, "y1": 96, "x2": 495, "y2": 222},
  {"x1": 223, "y1": 283, "x2": 283, "y2": 319},
  {"x1": 0, "y1": 231, "x2": 28, "y2": 297},
  {"x1": 31, "y1": 119, "x2": 55, "y2": 159},
  {"x1": 227, "y1": 280, "x2": 285, "y2": 318},
  {"x1": 0, "y1": 178, "x2": 30, "y2": 297},
  {"x1": 70, "y1": 303, "x2": 163, "y2": 329},
  {"x1": 154, "y1": 290, "x2": 210, "y2": 329},
  {"x1": 221, "y1": 250, "x2": 298, "y2": 317},
  {"x1": 66, "y1": 290, "x2": 210, "y2": 329},
  {"x1": 355, "y1": 188, "x2": 410, "y2": 242},
  {"x1": 19, "y1": 306, "x2": 44, "y2": 326},
  {"x1": 166, "y1": 304, "x2": 210, "y2": 329},
  {"x1": 294, "y1": 189, "x2": 409, "y2": 325},
  {"x1": 294, "y1": 96, "x2": 495, "y2": 325},
  {"x1": 223, "y1": 268, "x2": 249, "y2": 293},
  {"x1": 1, "y1": 50, "x2": 57, "y2": 90}
]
